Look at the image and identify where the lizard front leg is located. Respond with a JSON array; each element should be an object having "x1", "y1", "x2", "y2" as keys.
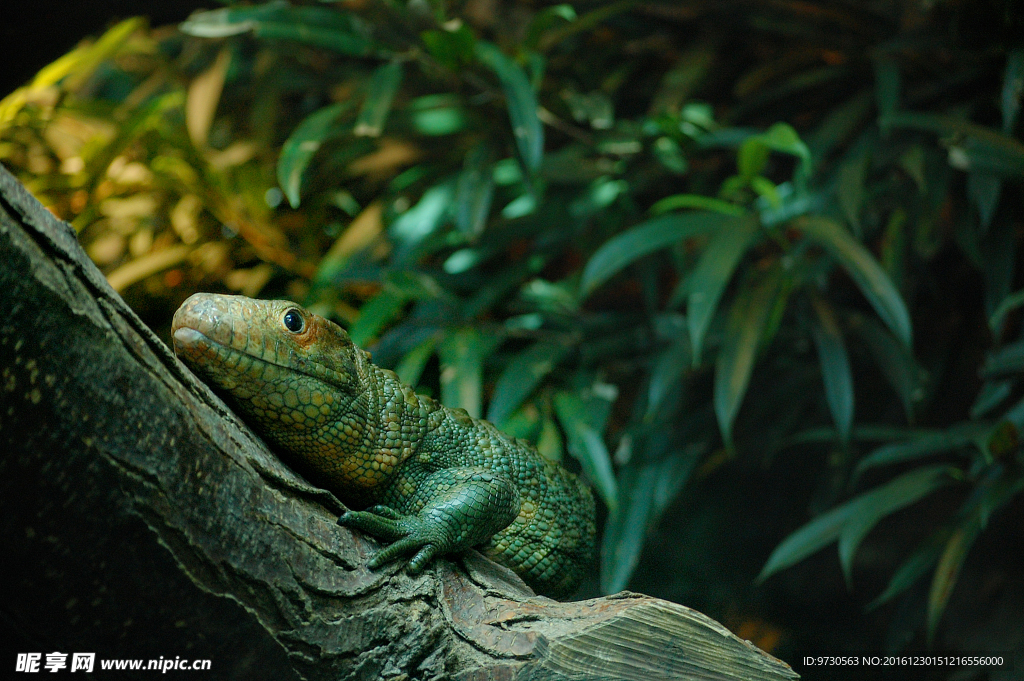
[{"x1": 337, "y1": 467, "x2": 521, "y2": 573}]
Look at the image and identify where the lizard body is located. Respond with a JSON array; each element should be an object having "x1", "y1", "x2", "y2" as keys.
[{"x1": 171, "y1": 293, "x2": 595, "y2": 598}]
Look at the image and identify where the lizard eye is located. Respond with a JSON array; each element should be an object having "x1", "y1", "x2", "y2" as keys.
[{"x1": 282, "y1": 309, "x2": 305, "y2": 333}]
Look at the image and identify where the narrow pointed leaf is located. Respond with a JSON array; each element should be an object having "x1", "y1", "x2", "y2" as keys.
[
  {"x1": 810, "y1": 297, "x2": 854, "y2": 442},
  {"x1": 349, "y1": 285, "x2": 407, "y2": 347},
  {"x1": 853, "y1": 422, "x2": 988, "y2": 479},
  {"x1": 646, "y1": 333, "x2": 690, "y2": 420},
  {"x1": 650, "y1": 194, "x2": 747, "y2": 217},
  {"x1": 554, "y1": 391, "x2": 617, "y2": 511},
  {"x1": 684, "y1": 217, "x2": 760, "y2": 364},
  {"x1": 454, "y1": 144, "x2": 495, "y2": 237},
  {"x1": 581, "y1": 212, "x2": 740, "y2": 296},
  {"x1": 277, "y1": 102, "x2": 349, "y2": 208},
  {"x1": 867, "y1": 529, "x2": 950, "y2": 610},
  {"x1": 353, "y1": 61, "x2": 403, "y2": 137},
  {"x1": 600, "y1": 464, "x2": 658, "y2": 593},
  {"x1": 799, "y1": 216, "x2": 912, "y2": 347},
  {"x1": 181, "y1": 4, "x2": 373, "y2": 55},
  {"x1": 714, "y1": 266, "x2": 785, "y2": 446},
  {"x1": 487, "y1": 342, "x2": 568, "y2": 426},
  {"x1": 759, "y1": 465, "x2": 953, "y2": 583},
  {"x1": 394, "y1": 336, "x2": 436, "y2": 387},
  {"x1": 927, "y1": 519, "x2": 982, "y2": 644},
  {"x1": 837, "y1": 465, "x2": 954, "y2": 586},
  {"x1": 438, "y1": 327, "x2": 499, "y2": 418},
  {"x1": 475, "y1": 41, "x2": 543, "y2": 174}
]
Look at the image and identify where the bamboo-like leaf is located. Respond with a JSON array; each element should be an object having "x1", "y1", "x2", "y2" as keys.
[
  {"x1": 874, "y1": 58, "x2": 900, "y2": 134},
  {"x1": 349, "y1": 285, "x2": 407, "y2": 347},
  {"x1": 810, "y1": 296, "x2": 854, "y2": 443},
  {"x1": 487, "y1": 342, "x2": 568, "y2": 427},
  {"x1": 581, "y1": 212, "x2": 740, "y2": 297},
  {"x1": 650, "y1": 194, "x2": 747, "y2": 217},
  {"x1": 438, "y1": 328, "x2": 500, "y2": 419},
  {"x1": 883, "y1": 111, "x2": 1024, "y2": 177},
  {"x1": 394, "y1": 336, "x2": 436, "y2": 387},
  {"x1": 181, "y1": 3, "x2": 373, "y2": 56},
  {"x1": 1002, "y1": 49, "x2": 1024, "y2": 134},
  {"x1": 277, "y1": 102, "x2": 349, "y2": 208},
  {"x1": 971, "y1": 379, "x2": 1014, "y2": 419},
  {"x1": 867, "y1": 529, "x2": 950, "y2": 611},
  {"x1": 646, "y1": 333, "x2": 690, "y2": 420},
  {"x1": 988, "y1": 288, "x2": 1024, "y2": 333},
  {"x1": 454, "y1": 144, "x2": 495, "y2": 238},
  {"x1": 853, "y1": 422, "x2": 988, "y2": 479},
  {"x1": 837, "y1": 466, "x2": 955, "y2": 586},
  {"x1": 927, "y1": 519, "x2": 982, "y2": 644},
  {"x1": 714, "y1": 265, "x2": 785, "y2": 446},
  {"x1": 799, "y1": 216, "x2": 912, "y2": 347},
  {"x1": 601, "y1": 464, "x2": 658, "y2": 593},
  {"x1": 854, "y1": 314, "x2": 923, "y2": 420},
  {"x1": 759, "y1": 465, "x2": 953, "y2": 583},
  {"x1": 554, "y1": 391, "x2": 617, "y2": 511},
  {"x1": 682, "y1": 217, "x2": 760, "y2": 364},
  {"x1": 353, "y1": 61, "x2": 403, "y2": 137},
  {"x1": 475, "y1": 41, "x2": 543, "y2": 174}
]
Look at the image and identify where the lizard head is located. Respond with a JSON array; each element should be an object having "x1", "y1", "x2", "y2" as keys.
[{"x1": 171, "y1": 293, "x2": 365, "y2": 434}]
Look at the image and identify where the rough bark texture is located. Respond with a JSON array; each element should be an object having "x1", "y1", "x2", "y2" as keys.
[{"x1": 0, "y1": 162, "x2": 798, "y2": 680}]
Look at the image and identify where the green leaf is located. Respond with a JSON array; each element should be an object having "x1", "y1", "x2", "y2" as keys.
[
  {"x1": 349, "y1": 285, "x2": 408, "y2": 347},
  {"x1": 967, "y1": 171, "x2": 1002, "y2": 232},
  {"x1": 838, "y1": 153, "x2": 868, "y2": 236},
  {"x1": 714, "y1": 265, "x2": 785, "y2": 446},
  {"x1": 798, "y1": 216, "x2": 912, "y2": 347},
  {"x1": 353, "y1": 61, "x2": 403, "y2": 138},
  {"x1": 277, "y1": 102, "x2": 349, "y2": 208},
  {"x1": 737, "y1": 137, "x2": 770, "y2": 178},
  {"x1": 988, "y1": 288, "x2": 1024, "y2": 333},
  {"x1": 758, "y1": 465, "x2": 953, "y2": 583},
  {"x1": 600, "y1": 463, "x2": 658, "y2": 593},
  {"x1": 554, "y1": 391, "x2": 618, "y2": 511},
  {"x1": 981, "y1": 339, "x2": 1024, "y2": 377},
  {"x1": 580, "y1": 212, "x2": 741, "y2": 297},
  {"x1": 680, "y1": 217, "x2": 760, "y2": 364},
  {"x1": 475, "y1": 41, "x2": 544, "y2": 175},
  {"x1": 874, "y1": 58, "x2": 900, "y2": 134},
  {"x1": 454, "y1": 143, "x2": 495, "y2": 238},
  {"x1": 438, "y1": 328, "x2": 500, "y2": 418},
  {"x1": 599, "y1": 446, "x2": 701, "y2": 594},
  {"x1": 971, "y1": 379, "x2": 1014, "y2": 419},
  {"x1": 181, "y1": 3, "x2": 373, "y2": 56},
  {"x1": 853, "y1": 314, "x2": 924, "y2": 420},
  {"x1": 646, "y1": 333, "x2": 690, "y2": 421},
  {"x1": 1003, "y1": 49, "x2": 1024, "y2": 135},
  {"x1": 867, "y1": 529, "x2": 950, "y2": 610},
  {"x1": 421, "y1": 25, "x2": 476, "y2": 71},
  {"x1": 650, "y1": 194, "x2": 747, "y2": 217},
  {"x1": 810, "y1": 296, "x2": 854, "y2": 443},
  {"x1": 837, "y1": 466, "x2": 955, "y2": 586},
  {"x1": 883, "y1": 111, "x2": 1024, "y2": 177},
  {"x1": 853, "y1": 421, "x2": 989, "y2": 479},
  {"x1": 760, "y1": 122, "x2": 812, "y2": 186},
  {"x1": 487, "y1": 342, "x2": 568, "y2": 427},
  {"x1": 928, "y1": 518, "x2": 982, "y2": 644},
  {"x1": 394, "y1": 336, "x2": 436, "y2": 387},
  {"x1": 524, "y1": 4, "x2": 577, "y2": 51}
]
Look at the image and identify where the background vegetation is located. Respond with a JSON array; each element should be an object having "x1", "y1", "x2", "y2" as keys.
[{"x1": 2, "y1": 0, "x2": 1022, "y2": 677}]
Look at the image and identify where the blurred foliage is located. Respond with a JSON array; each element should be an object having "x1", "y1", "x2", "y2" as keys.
[{"x1": 3, "y1": 0, "x2": 1024, "y2": 664}]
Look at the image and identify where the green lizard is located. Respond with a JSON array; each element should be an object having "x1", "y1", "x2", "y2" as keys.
[{"x1": 171, "y1": 293, "x2": 595, "y2": 599}]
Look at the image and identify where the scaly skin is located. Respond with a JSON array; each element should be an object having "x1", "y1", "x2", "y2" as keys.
[{"x1": 171, "y1": 293, "x2": 595, "y2": 599}]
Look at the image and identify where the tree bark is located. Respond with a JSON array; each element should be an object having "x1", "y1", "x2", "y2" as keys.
[{"x1": 0, "y1": 162, "x2": 798, "y2": 680}]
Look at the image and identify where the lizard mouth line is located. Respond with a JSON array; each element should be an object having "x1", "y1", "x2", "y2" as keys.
[{"x1": 173, "y1": 325, "x2": 345, "y2": 389}]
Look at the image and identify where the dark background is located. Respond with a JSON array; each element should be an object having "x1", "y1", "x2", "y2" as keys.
[{"x1": 0, "y1": 2, "x2": 208, "y2": 98}]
